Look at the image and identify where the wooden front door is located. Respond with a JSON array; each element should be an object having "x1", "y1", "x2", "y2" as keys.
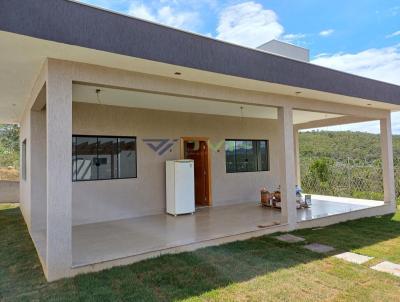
[{"x1": 184, "y1": 140, "x2": 210, "y2": 207}]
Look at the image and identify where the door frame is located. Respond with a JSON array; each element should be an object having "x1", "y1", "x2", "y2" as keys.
[{"x1": 180, "y1": 137, "x2": 212, "y2": 206}]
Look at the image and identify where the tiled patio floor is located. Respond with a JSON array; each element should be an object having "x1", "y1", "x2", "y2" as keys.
[{"x1": 69, "y1": 196, "x2": 384, "y2": 267}]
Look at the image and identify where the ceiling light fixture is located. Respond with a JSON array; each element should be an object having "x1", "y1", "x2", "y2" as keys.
[
  {"x1": 96, "y1": 89, "x2": 102, "y2": 105},
  {"x1": 11, "y1": 104, "x2": 17, "y2": 119},
  {"x1": 239, "y1": 106, "x2": 244, "y2": 127}
]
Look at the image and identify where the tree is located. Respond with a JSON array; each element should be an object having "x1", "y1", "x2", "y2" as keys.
[
  {"x1": 0, "y1": 124, "x2": 19, "y2": 152},
  {"x1": 309, "y1": 158, "x2": 333, "y2": 183}
]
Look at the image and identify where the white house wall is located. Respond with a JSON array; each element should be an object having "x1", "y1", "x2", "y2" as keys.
[
  {"x1": 18, "y1": 61, "x2": 48, "y2": 232},
  {"x1": 19, "y1": 108, "x2": 31, "y2": 229},
  {"x1": 30, "y1": 109, "x2": 47, "y2": 231},
  {"x1": 72, "y1": 102, "x2": 282, "y2": 225}
]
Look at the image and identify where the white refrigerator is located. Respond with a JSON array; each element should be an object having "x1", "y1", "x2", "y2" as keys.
[{"x1": 166, "y1": 160, "x2": 195, "y2": 216}]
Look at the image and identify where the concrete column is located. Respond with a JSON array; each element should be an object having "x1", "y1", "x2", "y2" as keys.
[
  {"x1": 30, "y1": 109, "x2": 47, "y2": 232},
  {"x1": 293, "y1": 128, "x2": 301, "y2": 187},
  {"x1": 380, "y1": 116, "x2": 396, "y2": 208},
  {"x1": 278, "y1": 106, "x2": 297, "y2": 230},
  {"x1": 46, "y1": 64, "x2": 72, "y2": 281}
]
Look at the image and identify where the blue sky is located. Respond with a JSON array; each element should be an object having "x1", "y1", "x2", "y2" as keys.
[{"x1": 78, "y1": 0, "x2": 400, "y2": 133}]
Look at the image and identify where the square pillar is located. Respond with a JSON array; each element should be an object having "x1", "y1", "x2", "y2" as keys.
[
  {"x1": 380, "y1": 116, "x2": 396, "y2": 208},
  {"x1": 293, "y1": 128, "x2": 301, "y2": 186},
  {"x1": 30, "y1": 109, "x2": 47, "y2": 232},
  {"x1": 278, "y1": 106, "x2": 297, "y2": 229},
  {"x1": 46, "y1": 64, "x2": 72, "y2": 281}
]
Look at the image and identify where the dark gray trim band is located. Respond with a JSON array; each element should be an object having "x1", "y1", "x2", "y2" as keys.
[{"x1": 1, "y1": 0, "x2": 399, "y2": 105}]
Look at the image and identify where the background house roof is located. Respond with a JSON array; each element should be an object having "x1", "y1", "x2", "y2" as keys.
[{"x1": 0, "y1": 0, "x2": 400, "y2": 107}]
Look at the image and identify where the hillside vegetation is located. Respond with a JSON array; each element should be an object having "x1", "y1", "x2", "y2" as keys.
[
  {"x1": 0, "y1": 125, "x2": 19, "y2": 180},
  {"x1": 299, "y1": 131, "x2": 400, "y2": 202},
  {"x1": 300, "y1": 131, "x2": 400, "y2": 164}
]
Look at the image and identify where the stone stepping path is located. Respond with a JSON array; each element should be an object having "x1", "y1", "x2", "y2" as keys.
[
  {"x1": 274, "y1": 234, "x2": 400, "y2": 278},
  {"x1": 333, "y1": 251, "x2": 400, "y2": 278},
  {"x1": 334, "y1": 252, "x2": 373, "y2": 264},
  {"x1": 304, "y1": 243, "x2": 335, "y2": 253},
  {"x1": 371, "y1": 261, "x2": 400, "y2": 277},
  {"x1": 275, "y1": 234, "x2": 305, "y2": 243}
]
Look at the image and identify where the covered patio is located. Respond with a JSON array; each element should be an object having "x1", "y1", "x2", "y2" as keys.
[
  {"x1": 65, "y1": 195, "x2": 383, "y2": 268},
  {"x1": 21, "y1": 62, "x2": 396, "y2": 280},
  {"x1": 29, "y1": 193, "x2": 385, "y2": 274}
]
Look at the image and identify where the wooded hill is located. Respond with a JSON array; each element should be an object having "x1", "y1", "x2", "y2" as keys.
[{"x1": 299, "y1": 131, "x2": 400, "y2": 165}]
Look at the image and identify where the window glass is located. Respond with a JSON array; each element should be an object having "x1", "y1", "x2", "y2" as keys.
[
  {"x1": 76, "y1": 136, "x2": 98, "y2": 181},
  {"x1": 259, "y1": 141, "x2": 269, "y2": 171},
  {"x1": 72, "y1": 137, "x2": 77, "y2": 181},
  {"x1": 235, "y1": 141, "x2": 248, "y2": 172},
  {"x1": 246, "y1": 141, "x2": 258, "y2": 172},
  {"x1": 72, "y1": 135, "x2": 137, "y2": 181},
  {"x1": 118, "y1": 138, "x2": 137, "y2": 178},
  {"x1": 98, "y1": 137, "x2": 118, "y2": 180},
  {"x1": 225, "y1": 140, "x2": 236, "y2": 173},
  {"x1": 225, "y1": 140, "x2": 269, "y2": 173}
]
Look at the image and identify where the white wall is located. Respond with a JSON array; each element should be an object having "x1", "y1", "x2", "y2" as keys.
[
  {"x1": 19, "y1": 108, "x2": 31, "y2": 229},
  {"x1": 258, "y1": 40, "x2": 310, "y2": 62},
  {"x1": 30, "y1": 109, "x2": 47, "y2": 231},
  {"x1": 72, "y1": 102, "x2": 282, "y2": 225},
  {"x1": 0, "y1": 181, "x2": 19, "y2": 203}
]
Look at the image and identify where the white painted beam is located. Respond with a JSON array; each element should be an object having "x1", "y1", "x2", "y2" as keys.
[{"x1": 294, "y1": 116, "x2": 375, "y2": 131}]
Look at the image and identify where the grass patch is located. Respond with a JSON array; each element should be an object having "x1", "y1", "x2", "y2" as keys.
[
  {"x1": 0, "y1": 203, "x2": 18, "y2": 211},
  {"x1": 293, "y1": 210, "x2": 400, "y2": 263},
  {"x1": 1, "y1": 206, "x2": 400, "y2": 301}
]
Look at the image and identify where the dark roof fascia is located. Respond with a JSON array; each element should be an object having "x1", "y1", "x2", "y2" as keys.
[{"x1": 1, "y1": 0, "x2": 399, "y2": 105}]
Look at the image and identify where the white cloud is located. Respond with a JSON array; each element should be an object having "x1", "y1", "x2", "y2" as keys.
[
  {"x1": 128, "y1": 2, "x2": 155, "y2": 21},
  {"x1": 282, "y1": 33, "x2": 307, "y2": 43},
  {"x1": 390, "y1": 6, "x2": 400, "y2": 16},
  {"x1": 387, "y1": 30, "x2": 400, "y2": 38},
  {"x1": 157, "y1": 6, "x2": 199, "y2": 29},
  {"x1": 319, "y1": 29, "x2": 334, "y2": 37},
  {"x1": 85, "y1": 0, "x2": 303, "y2": 48},
  {"x1": 128, "y1": 1, "x2": 199, "y2": 31},
  {"x1": 312, "y1": 45, "x2": 400, "y2": 134},
  {"x1": 312, "y1": 45, "x2": 400, "y2": 85},
  {"x1": 215, "y1": 1, "x2": 284, "y2": 48}
]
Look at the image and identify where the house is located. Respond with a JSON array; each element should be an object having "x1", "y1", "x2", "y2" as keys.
[{"x1": 0, "y1": 0, "x2": 399, "y2": 282}]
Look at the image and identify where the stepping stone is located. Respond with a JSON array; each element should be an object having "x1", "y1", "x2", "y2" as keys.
[
  {"x1": 371, "y1": 261, "x2": 400, "y2": 277},
  {"x1": 304, "y1": 243, "x2": 335, "y2": 253},
  {"x1": 275, "y1": 234, "x2": 305, "y2": 243},
  {"x1": 334, "y1": 252, "x2": 374, "y2": 264}
]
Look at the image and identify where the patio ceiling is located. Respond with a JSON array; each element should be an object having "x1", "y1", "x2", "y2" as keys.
[{"x1": 73, "y1": 84, "x2": 343, "y2": 125}]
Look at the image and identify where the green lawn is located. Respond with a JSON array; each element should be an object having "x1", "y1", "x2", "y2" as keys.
[{"x1": 1, "y1": 205, "x2": 400, "y2": 302}]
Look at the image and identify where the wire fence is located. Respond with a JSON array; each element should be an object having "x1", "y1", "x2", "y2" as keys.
[{"x1": 301, "y1": 157, "x2": 400, "y2": 201}]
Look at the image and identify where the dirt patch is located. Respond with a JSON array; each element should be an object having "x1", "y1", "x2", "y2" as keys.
[{"x1": 0, "y1": 167, "x2": 19, "y2": 181}]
